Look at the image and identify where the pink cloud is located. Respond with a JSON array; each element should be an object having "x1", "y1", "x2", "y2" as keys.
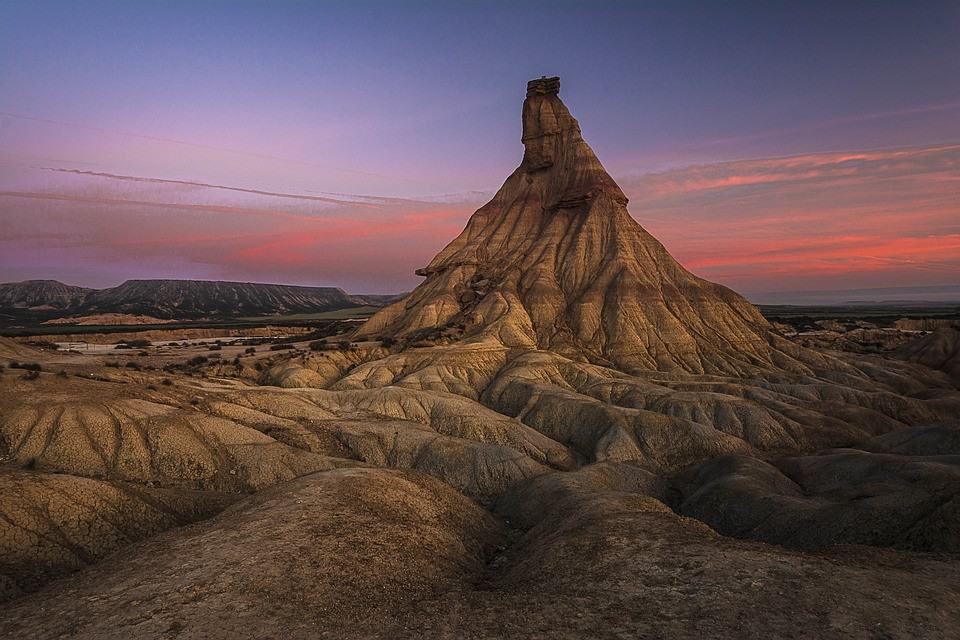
[{"x1": 2, "y1": 143, "x2": 957, "y2": 296}]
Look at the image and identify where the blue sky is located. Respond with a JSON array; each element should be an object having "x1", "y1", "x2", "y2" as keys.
[{"x1": 1, "y1": 1, "x2": 958, "y2": 294}]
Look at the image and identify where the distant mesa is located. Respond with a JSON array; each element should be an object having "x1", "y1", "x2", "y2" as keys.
[
  {"x1": 0, "y1": 280, "x2": 93, "y2": 311},
  {"x1": 0, "y1": 279, "x2": 401, "y2": 321}
]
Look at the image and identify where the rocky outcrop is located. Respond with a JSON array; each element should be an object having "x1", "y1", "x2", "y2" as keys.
[{"x1": 358, "y1": 78, "x2": 824, "y2": 376}]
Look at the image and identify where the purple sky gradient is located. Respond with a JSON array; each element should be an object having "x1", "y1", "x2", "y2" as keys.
[{"x1": 1, "y1": 1, "x2": 959, "y2": 298}]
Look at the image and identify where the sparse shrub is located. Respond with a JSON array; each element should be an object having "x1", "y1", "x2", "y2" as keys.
[
  {"x1": 105, "y1": 361, "x2": 120, "y2": 368},
  {"x1": 9, "y1": 361, "x2": 42, "y2": 372},
  {"x1": 146, "y1": 384, "x2": 157, "y2": 391},
  {"x1": 125, "y1": 362, "x2": 141, "y2": 370},
  {"x1": 56, "y1": 370, "x2": 69, "y2": 378},
  {"x1": 269, "y1": 344, "x2": 294, "y2": 351},
  {"x1": 337, "y1": 340, "x2": 353, "y2": 351},
  {"x1": 26, "y1": 340, "x2": 57, "y2": 350},
  {"x1": 245, "y1": 347, "x2": 256, "y2": 354},
  {"x1": 309, "y1": 340, "x2": 327, "y2": 351},
  {"x1": 187, "y1": 355, "x2": 209, "y2": 366},
  {"x1": 208, "y1": 345, "x2": 222, "y2": 351},
  {"x1": 378, "y1": 336, "x2": 397, "y2": 348},
  {"x1": 138, "y1": 351, "x2": 149, "y2": 356},
  {"x1": 20, "y1": 370, "x2": 40, "y2": 381},
  {"x1": 161, "y1": 378, "x2": 173, "y2": 386}
]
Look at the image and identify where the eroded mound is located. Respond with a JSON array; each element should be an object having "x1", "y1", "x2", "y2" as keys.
[
  {"x1": 3, "y1": 465, "x2": 958, "y2": 639},
  {"x1": 675, "y1": 430, "x2": 960, "y2": 552},
  {"x1": 0, "y1": 375, "x2": 358, "y2": 493},
  {"x1": 895, "y1": 327, "x2": 960, "y2": 379},
  {"x1": 0, "y1": 469, "x2": 233, "y2": 601},
  {"x1": 0, "y1": 468, "x2": 501, "y2": 639}
]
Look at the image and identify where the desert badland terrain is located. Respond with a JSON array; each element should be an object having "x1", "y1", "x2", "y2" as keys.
[{"x1": 1, "y1": 78, "x2": 958, "y2": 639}]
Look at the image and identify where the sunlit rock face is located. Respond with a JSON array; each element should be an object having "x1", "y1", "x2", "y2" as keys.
[{"x1": 359, "y1": 77, "x2": 817, "y2": 376}]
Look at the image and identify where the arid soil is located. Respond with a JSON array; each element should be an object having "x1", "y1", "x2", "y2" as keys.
[{"x1": 1, "y1": 78, "x2": 958, "y2": 639}]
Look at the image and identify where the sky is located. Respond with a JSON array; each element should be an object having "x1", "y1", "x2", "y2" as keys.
[{"x1": 1, "y1": 0, "x2": 958, "y2": 300}]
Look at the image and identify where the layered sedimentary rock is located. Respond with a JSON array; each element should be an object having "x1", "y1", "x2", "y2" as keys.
[
  {"x1": 359, "y1": 77, "x2": 816, "y2": 376},
  {"x1": 276, "y1": 77, "x2": 959, "y2": 471}
]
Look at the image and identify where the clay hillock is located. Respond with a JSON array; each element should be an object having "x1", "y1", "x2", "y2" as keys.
[{"x1": 894, "y1": 327, "x2": 960, "y2": 379}]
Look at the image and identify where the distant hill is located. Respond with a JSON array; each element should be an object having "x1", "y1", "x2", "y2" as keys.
[
  {"x1": 0, "y1": 279, "x2": 400, "y2": 321},
  {"x1": 0, "y1": 280, "x2": 94, "y2": 310}
]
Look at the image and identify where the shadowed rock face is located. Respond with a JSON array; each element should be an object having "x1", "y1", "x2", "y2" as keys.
[
  {"x1": 358, "y1": 77, "x2": 807, "y2": 376},
  {"x1": 0, "y1": 470, "x2": 234, "y2": 601},
  {"x1": 895, "y1": 327, "x2": 960, "y2": 379},
  {"x1": 674, "y1": 425, "x2": 960, "y2": 552}
]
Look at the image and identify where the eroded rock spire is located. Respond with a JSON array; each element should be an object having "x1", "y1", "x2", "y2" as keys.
[{"x1": 359, "y1": 78, "x2": 807, "y2": 375}]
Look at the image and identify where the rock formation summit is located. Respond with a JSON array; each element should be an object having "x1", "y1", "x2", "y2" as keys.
[{"x1": 360, "y1": 77, "x2": 796, "y2": 375}]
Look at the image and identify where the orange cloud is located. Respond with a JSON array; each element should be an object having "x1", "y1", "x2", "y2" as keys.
[
  {"x1": 624, "y1": 144, "x2": 960, "y2": 294},
  {"x1": 2, "y1": 143, "x2": 957, "y2": 295}
]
